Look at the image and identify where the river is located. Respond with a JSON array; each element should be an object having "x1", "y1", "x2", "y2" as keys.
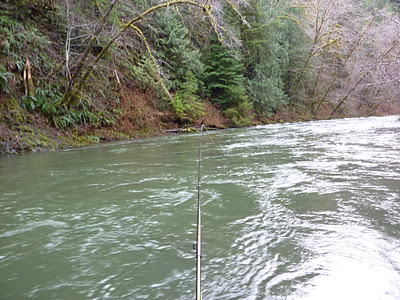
[{"x1": 1, "y1": 116, "x2": 400, "y2": 299}]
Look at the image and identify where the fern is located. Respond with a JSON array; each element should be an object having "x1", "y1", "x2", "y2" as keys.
[
  {"x1": 0, "y1": 65, "x2": 14, "y2": 93},
  {"x1": 0, "y1": 15, "x2": 51, "y2": 77},
  {"x1": 0, "y1": 75, "x2": 8, "y2": 93},
  {"x1": 22, "y1": 95, "x2": 37, "y2": 111}
]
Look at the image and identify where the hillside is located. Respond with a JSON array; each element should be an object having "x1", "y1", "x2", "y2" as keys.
[{"x1": 1, "y1": 0, "x2": 399, "y2": 153}]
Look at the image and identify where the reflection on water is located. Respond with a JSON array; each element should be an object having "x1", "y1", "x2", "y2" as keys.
[{"x1": 1, "y1": 116, "x2": 400, "y2": 299}]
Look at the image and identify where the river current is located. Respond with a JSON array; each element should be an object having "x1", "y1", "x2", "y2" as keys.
[{"x1": 1, "y1": 116, "x2": 400, "y2": 299}]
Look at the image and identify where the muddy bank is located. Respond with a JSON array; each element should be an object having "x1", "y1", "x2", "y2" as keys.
[
  {"x1": 0, "y1": 94, "x2": 232, "y2": 154},
  {"x1": 2, "y1": 93, "x2": 397, "y2": 155}
]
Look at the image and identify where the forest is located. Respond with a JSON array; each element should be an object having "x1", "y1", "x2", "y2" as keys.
[{"x1": 0, "y1": 0, "x2": 399, "y2": 153}]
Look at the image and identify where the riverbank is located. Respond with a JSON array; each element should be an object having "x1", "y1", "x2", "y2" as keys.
[
  {"x1": 2, "y1": 91, "x2": 399, "y2": 155},
  {"x1": 0, "y1": 96, "x2": 278, "y2": 154},
  {"x1": 0, "y1": 93, "x2": 231, "y2": 154},
  {"x1": 2, "y1": 1, "x2": 399, "y2": 155}
]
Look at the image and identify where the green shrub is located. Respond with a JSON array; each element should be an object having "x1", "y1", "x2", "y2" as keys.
[{"x1": 224, "y1": 100, "x2": 254, "y2": 127}]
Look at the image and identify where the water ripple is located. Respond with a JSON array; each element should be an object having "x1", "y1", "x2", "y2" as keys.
[{"x1": 1, "y1": 116, "x2": 399, "y2": 299}]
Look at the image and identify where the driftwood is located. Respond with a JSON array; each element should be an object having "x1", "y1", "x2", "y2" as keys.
[{"x1": 165, "y1": 126, "x2": 218, "y2": 134}]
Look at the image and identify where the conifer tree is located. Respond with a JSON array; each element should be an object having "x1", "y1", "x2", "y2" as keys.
[
  {"x1": 203, "y1": 39, "x2": 247, "y2": 109},
  {"x1": 152, "y1": 12, "x2": 204, "y2": 91},
  {"x1": 241, "y1": 0, "x2": 294, "y2": 114},
  {"x1": 203, "y1": 38, "x2": 253, "y2": 125}
]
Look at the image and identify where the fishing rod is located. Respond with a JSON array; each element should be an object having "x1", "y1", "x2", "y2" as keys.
[
  {"x1": 195, "y1": 124, "x2": 224, "y2": 300},
  {"x1": 196, "y1": 124, "x2": 205, "y2": 300}
]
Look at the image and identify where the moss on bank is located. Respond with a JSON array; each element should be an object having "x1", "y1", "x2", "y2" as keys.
[
  {"x1": 0, "y1": 92, "x2": 232, "y2": 154},
  {"x1": 0, "y1": 95, "x2": 97, "y2": 154}
]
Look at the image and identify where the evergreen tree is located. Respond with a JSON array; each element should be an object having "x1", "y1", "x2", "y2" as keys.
[
  {"x1": 203, "y1": 39, "x2": 248, "y2": 109},
  {"x1": 152, "y1": 12, "x2": 204, "y2": 91},
  {"x1": 241, "y1": 0, "x2": 294, "y2": 115},
  {"x1": 203, "y1": 38, "x2": 253, "y2": 126}
]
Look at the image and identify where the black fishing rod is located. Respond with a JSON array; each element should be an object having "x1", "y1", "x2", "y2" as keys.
[{"x1": 196, "y1": 124, "x2": 205, "y2": 300}]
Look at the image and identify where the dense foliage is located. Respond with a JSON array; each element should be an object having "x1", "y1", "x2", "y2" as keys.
[{"x1": 0, "y1": 0, "x2": 399, "y2": 137}]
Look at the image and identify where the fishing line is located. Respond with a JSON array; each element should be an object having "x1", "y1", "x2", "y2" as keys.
[{"x1": 202, "y1": 126, "x2": 226, "y2": 155}]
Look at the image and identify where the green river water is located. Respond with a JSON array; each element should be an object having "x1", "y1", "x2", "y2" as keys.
[{"x1": 1, "y1": 116, "x2": 400, "y2": 299}]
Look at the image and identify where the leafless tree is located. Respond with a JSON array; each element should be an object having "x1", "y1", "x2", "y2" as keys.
[{"x1": 293, "y1": 0, "x2": 400, "y2": 118}]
